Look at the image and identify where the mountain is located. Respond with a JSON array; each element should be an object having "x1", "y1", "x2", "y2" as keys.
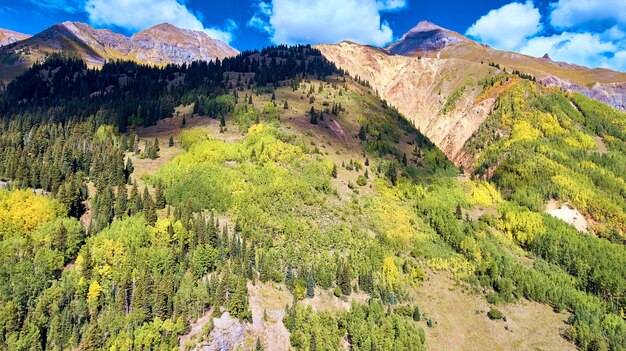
[
  {"x1": 382, "y1": 21, "x2": 626, "y2": 111},
  {"x1": 0, "y1": 21, "x2": 238, "y2": 82},
  {"x1": 0, "y1": 28, "x2": 30, "y2": 47},
  {"x1": 318, "y1": 21, "x2": 626, "y2": 166},
  {"x1": 0, "y1": 44, "x2": 625, "y2": 351},
  {"x1": 318, "y1": 41, "x2": 493, "y2": 164},
  {"x1": 385, "y1": 21, "x2": 471, "y2": 56}
]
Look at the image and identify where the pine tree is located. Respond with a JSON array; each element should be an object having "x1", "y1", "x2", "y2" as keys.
[
  {"x1": 309, "y1": 107, "x2": 318, "y2": 124},
  {"x1": 155, "y1": 182, "x2": 166, "y2": 209},
  {"x1": 143, "y1": 187, "x2": 157, "y2": 225},
  {"x1": 307, "y1": 270, "x2": 315, "y2": 298},
  {"x1": 310, "y1": 331, "x2": 317, "y2": 351},
  {"x1": 229, "y1": 276, "x2": 251, "y2": 322},
  {"x1": 331, "y1": 164, "x2": 338, "y2": 178},
  {"x1": 181, "y1": 116, "x2": 187, "y2": 128},
  {"x1": 386, "y1": 162, "x2": 398, "y2": 186},
  {"x1": 358, "y1": 125, "x2": 367, "y2": 141},
  {"x1": 114, "y1": 185, "x2": 128, "y2": 218},
  {"x1": 124, "y1": 158, "x2": 134, "y2": 182},
  {"x1": 413, "y1": 306, "x2": 421, "y2": 321},
  {"x1": 82, "y1": 322, "x2": 104, "y2": 351},
  {"x1": 283, "y1": 101, "x2": 288, "y2": 109},
  {"x1": 455, "y1": 204, "x2": 463, "y2": 220},
  {"x1": 129, "y1": 182, "x2": 142, "y2": 215},
  {"x1": 338, "y1": 260, "x2": 351, "y2": 295},
  {"x1": 256, "y1": 338, "x2": 264, "y2": 351},
  {"x1": 285, "y1": 263, "x2": 293, "y2": 289},
  {"x1": 402, "y1": 153, "x2": 408, "y2": 166},
  {"x1": 168, "y1": 136, "x2": 174, "y2": 147}
]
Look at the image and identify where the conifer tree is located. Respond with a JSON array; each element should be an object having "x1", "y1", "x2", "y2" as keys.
[
  {"x1": 358, "y1": 125, "x2": 367, "y2": 141},
  {"x1": 114, "y1": 185, "x2": 128, "y2": 218},
  {"x1": 307, "y1": 270, "x2": 315, "y2": 298},
  {"x1": 309, "y1": 107, "x2": 318, "y2": 124},
  {"x1": 129, "y1": 182, "x2": 142, "y2": 215},
  {"x1": 285, "y1": 263, "x2": 293, "y2": 289},
  {"x1": 168, "y1": 136, "x2": 174, "y2": 147},
  {"x1": 155, "y1": 182, "x2": 166, "y2": 209},
  {"x1": 143, "y1": 187, "x2": 157, "y2": 225}
]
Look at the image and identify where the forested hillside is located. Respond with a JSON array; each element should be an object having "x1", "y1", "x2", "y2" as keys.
[{"x1": 0, "y1": 47, "x2": 625, "y2": 351}]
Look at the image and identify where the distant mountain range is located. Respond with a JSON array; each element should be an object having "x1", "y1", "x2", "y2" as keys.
[
  {"x1": 0, "y1": 22, "x2": 238, "y2": 82},
  {"x1": 1, "y1": 20, "x2": 625, "y2": 111}
]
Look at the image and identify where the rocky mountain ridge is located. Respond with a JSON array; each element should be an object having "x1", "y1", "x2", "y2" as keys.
[
  {"x1": 0, "y1": 29, "x2": 30, "y2": 47},
  {"x1": 380, "y1": 20, "x2": 626, "y2": 111},
  {"x1": 0, "y1": 22, "x2": 238, "y2": 82}
]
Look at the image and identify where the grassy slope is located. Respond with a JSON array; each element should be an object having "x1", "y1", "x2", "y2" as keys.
[{"x1": 127, "y1": 76, "x2": 596, "y2": 350}]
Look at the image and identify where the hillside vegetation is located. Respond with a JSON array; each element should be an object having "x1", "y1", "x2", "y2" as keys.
[{"x1": 0, "y1": 47, "x2": 624, "y2": 351}]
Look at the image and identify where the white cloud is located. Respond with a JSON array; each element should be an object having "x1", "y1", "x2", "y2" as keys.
[
  {"x1": 247, "y1": 0, "x2": 407, "y2": 46},
  {"x1": 465, "y1": 1, "x2": 542, "y2": 51},
  {"x1": 85, "y1": 0, "x2": 236, "y2": 43},
  {"x1": 550, "y1": 0, "x2": 626, "y2": 30},
  {"x1": 519, "y1": 32, "x2": 624, "y2": 70}
]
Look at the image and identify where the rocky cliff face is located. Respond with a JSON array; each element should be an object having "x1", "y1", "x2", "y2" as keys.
[
  {"x1": 0, "y1": 29, "x2": 30, "y2": 47},
  {"x1": 0, "y1": 22, "x2": 238, "y2": 68},
  {"x1": 318, "y1": 41, "x2": 495, "y2": 165},
  {"x1": 540, "y1": 75, "x2": 626, "y2": 111}
]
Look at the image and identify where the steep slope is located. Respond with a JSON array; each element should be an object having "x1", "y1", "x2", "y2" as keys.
[
  {"x1": 318, "y1": 41, "x2": 495, "y2": 164},
  {"x1": 384, "y1": 21, "x2": 626, "y2": 110},
  {"x1": 0, "y1": 28, "x2": 30, "y2": 47},
  {"x1": 1, "y1": 47, "x2": 625, "y2": 351},
  {"x1": 0, "y1": 21, "x2": 238, "y2": 82},
  {"x1": 131, "y1": 23, "x2": 238, "y2": 65}
]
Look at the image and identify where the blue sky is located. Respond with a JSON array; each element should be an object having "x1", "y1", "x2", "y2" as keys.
[{"x1": 1, "y1": 0, "x2": 625, "y2": 71}]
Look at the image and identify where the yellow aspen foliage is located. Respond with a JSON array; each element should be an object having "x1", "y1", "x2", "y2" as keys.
[
  {"x1": 87, "y1": 280, "x2": 102, "y2": 312},
  {"x1": 382, "y1": 257, "x2": 399, "y2": 289},
  {"x1": 0, "y1": 189, "x2": 63, "y2": 236}
]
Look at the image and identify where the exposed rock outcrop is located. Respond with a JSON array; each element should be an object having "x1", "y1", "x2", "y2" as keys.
[
  {"x1": 0, "y1": 28, "x2": 30, "y2": 47},
  {"x1": 318, "y1": 41, "x2": 494, "y2": 165}
]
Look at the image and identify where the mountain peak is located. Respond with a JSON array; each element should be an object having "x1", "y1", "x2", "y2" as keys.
[
  {"x1": 141, "y1": 23, "x2": 181, "y2": 33},
  {"x1": 409, "y1": 20, "x2": 445, "y2": 33},
  {"x1": 385, "y1": 20, "x2": 468, "y2": 56},
  {"x1": 541, "y1": 53, "x2": 552, "y2": 61}
]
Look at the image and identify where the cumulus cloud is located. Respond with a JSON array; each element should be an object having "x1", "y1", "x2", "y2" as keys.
[
  {"x1": 465, "y1": 1, "x2": 542, "y2": 51},
  {"x1": 550, "y1": 0, "x2": 626, "y2": 30},
  {"x1": 85, "y1": 0, "x2": 236, "y2": 43},
  {"x1": 465, "y1": 0, "x2": 626, "y2": 71},
  {"x1": 247, "y1": 0, "x2": 407, "y2": 46},
  {"x1": 519, "y1": 32, "x2": 626, "y2": 70}
]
